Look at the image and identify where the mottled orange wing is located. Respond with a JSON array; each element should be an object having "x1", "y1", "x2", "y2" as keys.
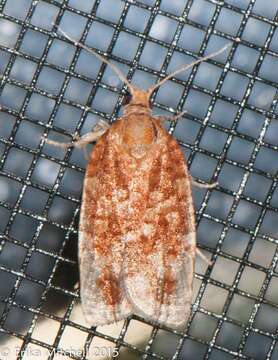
[
  {"x1": 122, "y1": 121, "x2": 196, "y2": 327},
  {"x1": 79, "y1": 125, "x2": 133, "y2": 326}
]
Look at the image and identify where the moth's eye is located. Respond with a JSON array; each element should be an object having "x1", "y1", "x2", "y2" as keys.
[{"x1": 122, "y1": 93, "x2": 132, "y2": 106}]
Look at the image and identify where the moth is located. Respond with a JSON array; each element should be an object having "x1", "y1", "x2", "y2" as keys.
[{"x1": 46, "y1": 28, "x2": 229, "y2": 328}]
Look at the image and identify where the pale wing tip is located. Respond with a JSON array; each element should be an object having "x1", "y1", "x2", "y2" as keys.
[
  {"x1": 80, "y1": 290, "x2": 134, "y2": 327},
  {"x1": 81, "y1": 306, "x2": 133, "y2": 327},
  {"x1": 124, "y1": 274, "x2": 192, "y2": 329},
  {"x1": 134, "y1": 307, "x2": 191, "y2": 329}
]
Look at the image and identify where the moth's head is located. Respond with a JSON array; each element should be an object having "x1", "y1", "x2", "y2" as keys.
[{"x1": 123, "y1": 87, "x2": 152, "y2": 111}]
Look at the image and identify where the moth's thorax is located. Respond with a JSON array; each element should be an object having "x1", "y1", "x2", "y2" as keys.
[
  {"x1": 121, "y1": 114, "x2": 157, "y2": 158},
  {"x1": 121, "y1": 88, "x2": 156, "y2": 158}
]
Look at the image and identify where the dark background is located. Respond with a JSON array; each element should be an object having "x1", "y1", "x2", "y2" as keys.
[{"x1": 0, "y1": 0, "x2": 277, "y2": 359}]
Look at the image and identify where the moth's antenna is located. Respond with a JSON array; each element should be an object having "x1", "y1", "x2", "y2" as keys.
[
  {"x1": 148, "y1": 44, "x2": 231, "y2": 94},
  {"x1": 56, "y1": 27, "x2": 134, "y2": 94}
]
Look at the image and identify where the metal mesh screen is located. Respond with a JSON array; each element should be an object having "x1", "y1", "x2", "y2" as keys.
[{"x1": 0, "y1": 0, "x2": 277, "y2": 359}]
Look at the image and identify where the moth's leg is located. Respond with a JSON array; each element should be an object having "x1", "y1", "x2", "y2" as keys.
[
  {"x1": 190, "y1": 176, "x2": 218, "y2": 189},
  {"x1": 155, "y1": 110, "x2": 187, "y2": 123},
  {"x1": 196, "y1": 248, "x2": 212, "y2": 266},
  {"x1": 92, "y1": 119, "x2": 110, "y2": 133},
  {"x1": 42, "y1": 120, "x2": 110, "y2": 149},
  {"x1": 192, "y1": 176, "x2": 215, "y2": 265}
]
